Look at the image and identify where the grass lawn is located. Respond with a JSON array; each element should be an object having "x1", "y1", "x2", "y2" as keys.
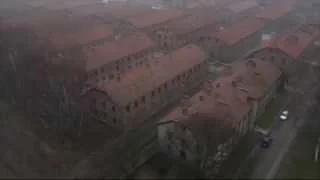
[
  {"x1": 255, "y1": 92, "x2": 288, "y2": 130},
  {"x1": 276, "y1": 114, "x2": 320, "y2": 179}
]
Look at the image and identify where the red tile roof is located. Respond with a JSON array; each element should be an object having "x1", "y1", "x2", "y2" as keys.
[
  {"x1": 85, "y1": 33, "x2": 154, "y2": 71},
  {"x1": 105, "y1": 5, "x2": 155, "y2": 19},
  {"x1": 256, "y1": 6, "x2": 292, "y2": 20},
  {"x1": 263, "y1": 25, "x2": 320, "y2": 59},
  {"x1": 68, "y1": 3, "x2": 108, "y2": 17},
  {"x1": 160, "y1": 78, "x2": 252, "y2": 129},
  {"x1": 95, "y1": 44, "x2": 207, "y2": 106},
  {"x1": 35, "y1": 0, "x2": 101, "y2": 10},
  {"x1": 214, "y1": 17, "x2": 266, "y2": 45},
  {"x1": 227, "y1": 0, "x2": 258, "y2": 13},
  {"x1": 127, "y1": 9, "x2": 187, "y2": 29},
  {"x1": 48, "y1": 24, "x2": 113, "y2": 51},
  {"x1": 3, "y1": 10, "x2": 70, "y2": 28},
  {"x1": 163, "y1": 9, "x2": 230, "y2": 36},
  {"x1": 230, "y1": 59, "x2": 282, "y2": 99},
  {"x1": 159, "y1": 58, "x2": 281, "y2": 128}
]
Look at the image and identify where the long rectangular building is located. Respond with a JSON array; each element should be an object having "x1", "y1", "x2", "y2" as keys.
[
  {"x1": 84, "y1": 33, "x2": 156, "y2": 85},
  {"x1": 84, "y1": 44, "x2": 208, "y2": 129},
  {"x1": 157, "y1": 58, "x2": 283, "y2": 176},
  {"x1": 201, "y1": 17, "x2": 266, "y2": 62}
]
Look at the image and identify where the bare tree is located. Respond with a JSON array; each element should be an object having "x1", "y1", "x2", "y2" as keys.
[{"x1": 0, "y1": 24, "x2": 87, "y2": 137}]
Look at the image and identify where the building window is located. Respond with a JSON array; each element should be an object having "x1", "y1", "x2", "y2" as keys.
[
  {"x1": 112, "y1": 105, "x2": 116, "y2": 112},
  {"x1": 181, "y1": 139, "x2": 188, "y2": 149},
  {"x1": 141, "y1": 96, "x2": 146, "y2": 104},
  {"x1": 126, "y1": 104, "x2": 131, "y2": 112},
  {"x1": 102, "y1": 102, "x2": 106, "y2": 109},
  {"x1": 100, "y1": 67, "x2": 104, "y2": 73},
  {"x1": 134, "y1": 100, "x2": 139, "y2": 108},
  {"x1": 167, "y1": 130, "x2": 173, "y2": 140},
  {"x1": 93, "y1": 108, "x2": 98, "y2": 115},
  {"x1": 180, "y1": 150, "x2": 186, "y2": 160},
  {"x1": 164, "y1": 83, "x2": 167, "y2": 89},
  {"x1": 102, "y1": 76, "x2": 106, "y2": 81},
  {"x1": 93, "y1": 70, "x2": 98, "y2": 76},
  {"x1": 172, "y1": 79, "x2": 175, "y2": 84},
  {"x1": 158, "y1": 87, "x2": 162, "y2": 94},
  {"x1": 109, "y1": 74, "x2": 115, "y2": 80},
  {"x1": 113, "y1": 117, "x2": 117, "y2": 124},
  {"x1": 271, "y1": 56, "x2": 275, "y2": 61},
  {"x1": 151, "y1": 91, "x2": 155, "y2": 97},
  {"x1": 116, "y1": 65, "x2": 120, "y2": 71},
  {"x1": 177, "y1": 75, "x2": 180, "y2": 81}
]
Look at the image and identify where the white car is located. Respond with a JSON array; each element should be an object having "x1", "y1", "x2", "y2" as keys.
[{"x1": 280, "y1": 110, "x2": 289, "y2": 121}]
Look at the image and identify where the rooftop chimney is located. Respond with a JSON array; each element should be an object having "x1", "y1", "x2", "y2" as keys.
[
  {"x1": 182, "y1": 108, "x2": 189, "y2": 116},
  {"x1": 215, "y1": 82, "x2": 221, "y2": 88},
  {"x1": 246, "y1": 60, "x2": 257, "y2": 68},
  {"x1": 199, "y1": 95, "x2": 205, "y2": 101},
  {"x1": 285, "y1": 35, "x2": 299, "y2": 44},
  {"x1": 223, "y1": 66, "x2": 233, "y2": 76},
  {"x1": 231, "y1": 80, "x2": 237, "y2": 87}
]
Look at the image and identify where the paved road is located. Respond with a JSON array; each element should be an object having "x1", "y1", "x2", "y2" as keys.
[{"x1": 250, "y1": 112, "x2": 305, "y2": 179}]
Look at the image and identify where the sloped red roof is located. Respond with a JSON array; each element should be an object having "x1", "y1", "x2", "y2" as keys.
[
  {"x1": 263, "y1": 25, "x2": 320, "y2": 59},
  {"x1": 256, "y1": 6, "x2": 292, "y2": 20},
  {"x1": 68, "y1": 3, "x2": 109, "y2": 18},
  {"x1": 160, "y1": 77, "x2": 252, "y2": 128},
  {"x1": 214, "y1": 17, "x2": 266, "y2": 45},
  {"x1": 163, "y1": 8, "x2": 230, "y2": 36},
  {"x1": 95, "y1": 44, "x2": 207, "y2": 106},
  {"x1": 231, "y1": 59, "x2": 282, "y2": 99},
  {"x1": 127, "y1": 9, "x2": 187, "y2": 29},
  {"x1": 105, "y1": 5, "x2": 155, "y2": 19},
  {"x1": 85, "y1": 33, "x2": 154, "y2": 71},
  {"x1": 48, "y1": 24, "x2": 113, "y2": 51},
  {"x1": 227, "y1": 0, "x2": 258, "y2": 13},
  {"x1": 159, "y1": 58, "x2": 281, "y2": 128}
]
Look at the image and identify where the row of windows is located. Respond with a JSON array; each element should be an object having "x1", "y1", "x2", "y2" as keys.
[
  {"x1": 89, "y1": 52, "x2": 149, "y2": 78},
  {"x1": 125, "y1": 64, "x2": 202, "y2": 113},
  {"x1": 92, "y1": 109, "x2": 118, "y2": 124},
  {"x1": 95, "y1": 59, "x2": 149, "y2": 82}
]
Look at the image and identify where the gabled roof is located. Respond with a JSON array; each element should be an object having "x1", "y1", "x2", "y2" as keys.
[
  {"x1": 262, "y1": 25, "x2": 320, "y2": 59},
  {"x1": 227, "y1": 0, "x2": 258, "y2": 13},
  {"x1": 214, "y1": 17, "x2": 266, "y2": 45},
  {"x1": 159, "y1": 77, "x2": 252, "y2": 129},
  {"x1": 94, "y1": 44, "x2": 207, "y2": 106},
  {"x1": 256, "y1": 6, "x2": 292, "y2": 20},
  {"x1": 105, "y1": 5, "x2": 155, "y2": 19},
  {"x1": 158, "y1": 58, "x2": 281, "y2": 129},
  {"x1": 67, "y1": 3, "x2": 109, "y2": 18},
  {"x1": 84, "y1": 33, "x2": 154, "y2": 71},
  {"x1": 162, "y1": 8, "x2": 230, "y2": 36},
  {"x1": 230, "y1": 59, "x2": 282, "y2": 99},
  {"x1": 48, "y1": 24, "x2": 113, "y2": 51},
  {"x1": 127, "y1": 9, "x2": 187, "y2": 29}
]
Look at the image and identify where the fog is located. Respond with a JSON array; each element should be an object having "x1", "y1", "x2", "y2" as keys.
[{"x1": 0, "y1": 0, "x2": 320, "y2": 179}]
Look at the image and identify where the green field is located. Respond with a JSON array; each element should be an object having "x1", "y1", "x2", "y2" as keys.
[
  {"x1": 276, "y1": 113, "x2": 320, "y2": 179},
  {"x1": 255, "y1": 92, "x2": 288, "y2": 130}
]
